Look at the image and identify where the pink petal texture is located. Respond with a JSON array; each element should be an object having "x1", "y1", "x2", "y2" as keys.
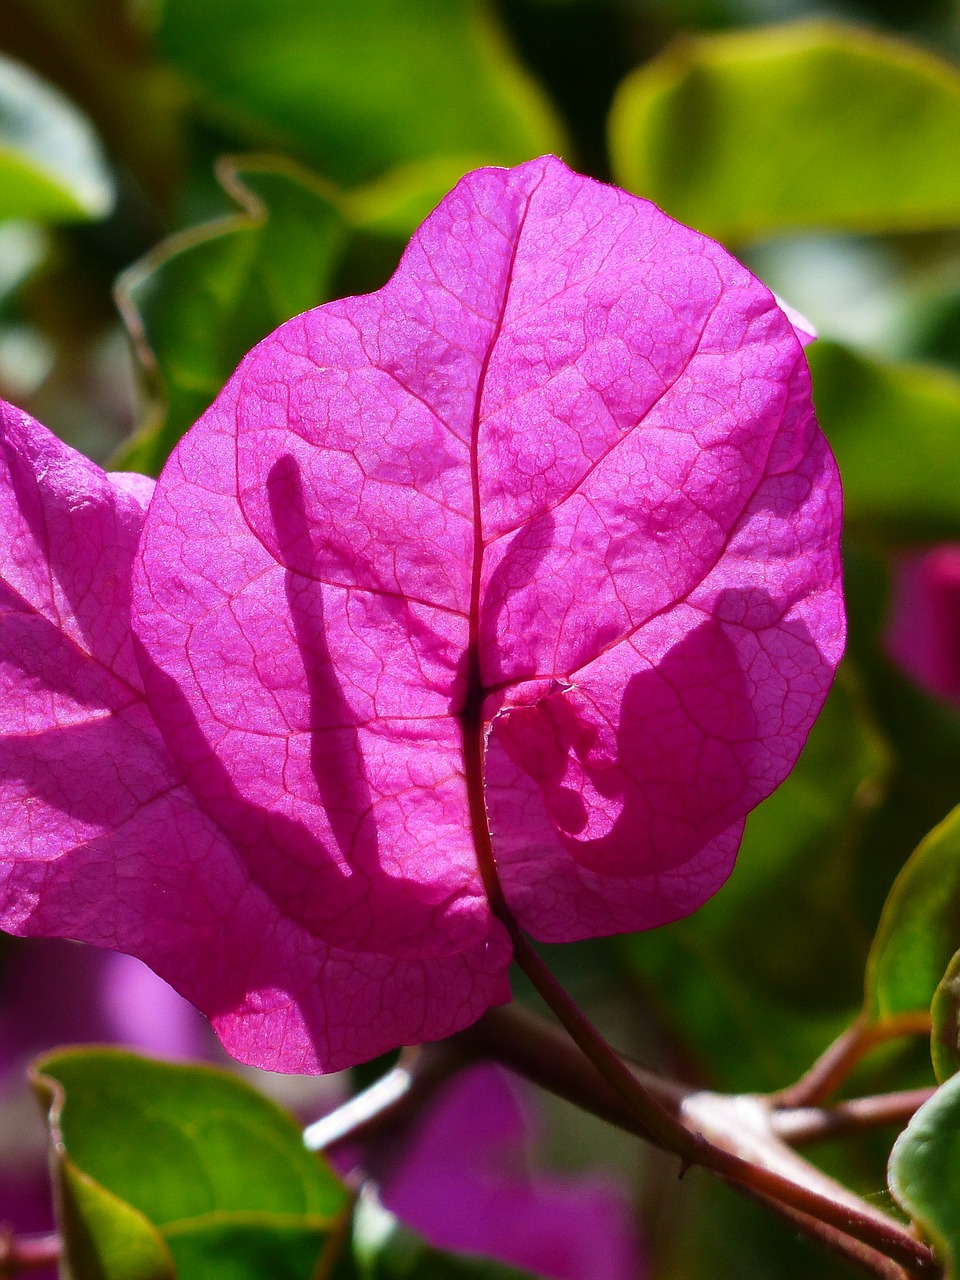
[
  {"x1": 0, "y1": 402, "x2": 508, "y2": 1071},
  {"x1": 1, "y1": 155, "x2": 844, "y2": 1073},
  {"x1": 375, "y1": 1064, "x2": 643, "y2": 1280},
  {"x1": 886, "y1": 545, "x2": 960, "y2": 705}
]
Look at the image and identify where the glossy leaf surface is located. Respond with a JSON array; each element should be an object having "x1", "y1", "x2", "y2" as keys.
[
  {"x1": 932, "y1": 947, "x2": 960, "y2": 1083},
  {"x1": 888, "y1": 1070, "x2": 960, "y2": 1278},
  {"x1": 609, "y1": 22, "x2": 960, "y2": 241},
  {"x1": 32, "y1": 1048, "x2": 347, "y2": 1280}
]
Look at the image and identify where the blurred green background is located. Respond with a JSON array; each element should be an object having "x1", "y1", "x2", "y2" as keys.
[{"x1": 3, "y1": 1, "x2": 960, "y2": 1276}]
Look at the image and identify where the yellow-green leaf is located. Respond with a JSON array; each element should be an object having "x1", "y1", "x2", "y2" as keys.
[{"x1": 609, "y1": 22, "x2": 960, "y2": 241}]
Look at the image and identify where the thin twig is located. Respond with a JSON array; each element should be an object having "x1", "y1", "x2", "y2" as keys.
[
  {"x1": 459, "y1": 995, "x2": 941, "y2": 1278},
  {"x1": 303, "y1": 1044, "x2": 466, "y2": 1153},
  {"x1": 736, "y1": 1185, "x2": 913, "y2": 1280},
  {"x1": 0, "y1": 1229, "x2": 60, "y2": 1276},
  {"x1": 773, "y1": 1089, "x2": 937, "y2": 1146}
]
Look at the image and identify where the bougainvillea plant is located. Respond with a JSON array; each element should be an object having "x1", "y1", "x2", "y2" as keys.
[
  {"x1": 14, "y1": 154, "x2": 939, "y2": 1278},
  {"x1": 0, "y1": 155, "x2": 843, "y2": 1072},
  {"x1": 887, "y1": 544, "x2": 960, "y2": 706}
]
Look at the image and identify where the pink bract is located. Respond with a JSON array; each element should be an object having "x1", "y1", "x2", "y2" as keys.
[
  {"x1": 886, "y1": 544, "x2": 960, "y2": 705},
  {"x1": 0, "y1": 156, "x2": 844, "y2": 1072},
  {"x1": 376, "y1": 1064, "x2": 642, "y2": 1280}
]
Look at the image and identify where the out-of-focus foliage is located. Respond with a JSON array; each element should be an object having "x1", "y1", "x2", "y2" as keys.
[
  {"x1": 155, "y1": 0, "x2": 564, "y2": 187},
  {"x1": 866, "y1": 804, "x2": 960, "y2": 1022},
  {"x1": 115, "y1": 157, "x2": 344, "y2": 474},
  {"x1": 4, "y1": 1, "x2": 960, "y2": 1277},
  {"x1": 809, "y1": 342, "x2": 960, "y2": 541},
  {"x1": 0, "y1": 53, "x2": 113, "y2": 221},
  {"x1": 609, "y1": 22, "x2": 960, "y2": 241}
]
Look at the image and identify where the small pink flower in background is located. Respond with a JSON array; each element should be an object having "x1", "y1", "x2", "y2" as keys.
[
  {"x1": 0, "y1": 155, "x2": 844, "y2": 1074},
  {"x1": 0, "y1": 939, "x2": 212, "y2": 1074},
  {"x1": 371, "y1": 1064, "x2": 642, "y2": 1280},
  {"x1": 886, "y1": 545, "x2": 960, "y2": 704}
]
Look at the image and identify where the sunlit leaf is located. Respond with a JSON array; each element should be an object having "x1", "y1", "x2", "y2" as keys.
[
  {"x1": 156, "y1": 0, "x2": 563, "y2": 186},
  {"x1": 32, "y1": 1048, "x2": 348, "y2": 1280},
  {"x1": 866, "y1": 804, "x2": 960, "y2": 1023},
  {"x1": 0, "y1": 53, "x2": 113, "y2": 222},
  {"x1": 809, "y1": 341, "x2": 960, "y2": 542},
  {"x1": 609, "y1": 21, "x2": 960, "y2": 241},
  {"x1": 115, "y1": 155, "x2": 345, "y2": 475},
  {"x1": 889, "y1": 1070, "x2": 960, "y2": 1277}
]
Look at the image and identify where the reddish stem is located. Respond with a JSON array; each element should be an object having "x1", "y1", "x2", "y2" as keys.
[
  {"x1": 0, "y1": 1230, "x2": 60, "y2": 1276},
  {"x1": 773, "y1": 1089, "x2": 937, "y2": 1146},
  {"x1": 489, "y1": 942, "x2": 940, "y2": 1277},
  {"x1": 774, "y1": 1013, "x2": 933, "y2": 1110}
]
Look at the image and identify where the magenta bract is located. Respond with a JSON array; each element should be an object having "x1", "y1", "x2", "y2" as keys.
[
  {"x1": 0, "y1": 157, "x2": 844, "y2": 1071},
  {"x1": 886, "y1": 545, "x2": 960, "y2": 705},
  {"x1": 376, "y1": 1064, "x2": 643, "y2": 1280}
]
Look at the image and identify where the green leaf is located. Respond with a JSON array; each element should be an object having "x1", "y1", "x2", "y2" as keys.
[
  {"x1": 609, "y1": 21, "x2": 960, "y2": 241},
  {"x1": 32, "y1": 1048, "x2": 349, "y2": 1280},
  {"x1": 55, "y1": 1163, "x2": 175, "y2": 1280},
  {"x1": 888, "y1": 1070, "x2": 960, "y2": 1277},
  {"x1": 115, "y1": 155, "x2": 345, "y2": 475},
  {"x1": 932, "y1": 949, "x2": 960, "y2": 1083},
  {"x1": 344, "y1": 155, "x2": 502, "y2": 239},
  {"x1": 808, "y1": 341, "x2": 960, "y2": 542},
  {"x1": 0, "y1": 53, "x2": 113, "y2": 222},
  {"x1": 614, "y1": 669, "x2": 888, "y2": 1089},
  {"x1": 156, "y1": 0, "x2": 563, "y2": 187},
  {"x1": 866, "y1": 805, "x2": 960, "y2": 1024},
  {"x1": 163, "y1": 1215, "x2": 345, "y2": 1280}
]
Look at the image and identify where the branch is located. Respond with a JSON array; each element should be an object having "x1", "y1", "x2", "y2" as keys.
[
  {"x1": 0, "y1": 1229, "x2": 60, "y2": 1276},
  {"x1": 304, "y1": 1044, "x2": 466, "y2": 1153},
  {"x1": 773, "y1": 1014, "x2": 933, "y2": 1109},
  {"x1": 452, "y1": 1002, "x2": 941, "y2": 1279},
  {"x1": 772, "y1": 1089, "x2": 937, "y2": 1146}
]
